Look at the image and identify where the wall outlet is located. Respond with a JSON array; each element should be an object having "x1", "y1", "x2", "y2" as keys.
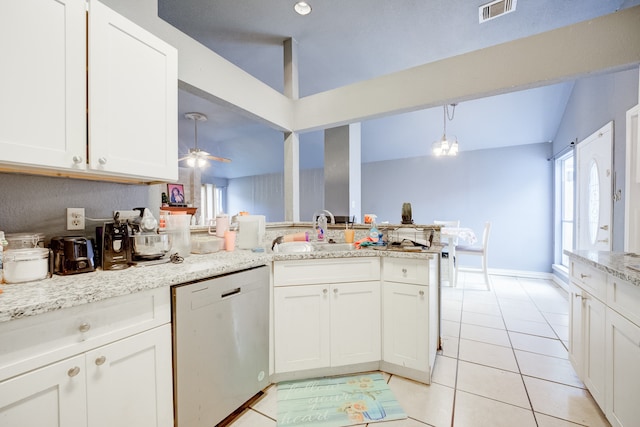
[{"x1": 67, "y1": 208, "x2": 85, "y2": 230}]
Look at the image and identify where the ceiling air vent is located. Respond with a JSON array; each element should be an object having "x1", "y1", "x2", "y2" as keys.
[{"x1": 479, "y1": 0, "x2": 517, "y2": 23}]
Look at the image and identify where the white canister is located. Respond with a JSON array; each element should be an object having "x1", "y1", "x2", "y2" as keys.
[
  {"x1": 209, "y1": 214, "x2": 229, "y2": 238},
  {"x1": 3, "y1": 248, "x2": 50, "y2": 283},
  {"x1": 236, "y1": 215, "x2": 265, "y2": 249}
]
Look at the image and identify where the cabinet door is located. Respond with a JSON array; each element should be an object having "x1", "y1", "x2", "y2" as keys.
[
  {"x1": 583, "y1": 294, "x2": 606, "y2": 409},
  {"x1": 274, "y1": 285, "x2": 330, "y2": 373},
  {"x1": 331, "y1": 281, "x2": 381, "y2": 366},
  {"x1": 88, "y1": 0, "x2": 178, "y2": 181},
  {"x1": 605, "y1": 309, "x2": 640, "y2": 427},
  {"x1": 0, "y1": 355, "x2": 86, "y2": 427},
  {"x1": 568, "y1": 282, "x2": 584, "y2": 377},
  {"x1": 0, "y1": 0, "x2": 86, "y2": 170},
  {"x1": 382, "y1": 282, "x2": 429, "y2": 370},
  {"x1": 86, "y1": 325, "x2": 173, "y2": 427}
]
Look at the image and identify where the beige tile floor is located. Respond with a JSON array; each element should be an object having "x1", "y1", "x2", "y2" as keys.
[{"x1": 226, "y1": 272, "x2": 610, "y2": 427}]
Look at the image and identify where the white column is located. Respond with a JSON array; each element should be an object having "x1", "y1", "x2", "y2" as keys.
[{"x1": 283, "y1": 38, "x2": 300, "y2": 222}]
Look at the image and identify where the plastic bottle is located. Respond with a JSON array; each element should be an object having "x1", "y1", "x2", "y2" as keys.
[{"x1": 317, "y1": 213, "x2": 327, "y2": 241}]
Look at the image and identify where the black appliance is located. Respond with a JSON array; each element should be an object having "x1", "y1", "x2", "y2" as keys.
[
  {"x1": 50, "y1": 236, "x2": 96, "y2": 275},
  {"x1": 101, "y1": 221, "x2": 131, "y2": 270}
]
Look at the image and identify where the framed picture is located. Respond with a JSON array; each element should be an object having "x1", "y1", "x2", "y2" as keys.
[{"x1": 167, "y1": 183, "x2": 186, "y2": 206}]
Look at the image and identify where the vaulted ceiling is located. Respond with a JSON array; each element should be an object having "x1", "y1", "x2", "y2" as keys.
[{"x1": 157, "y1": 0, "x2": 640, "y2": 178}]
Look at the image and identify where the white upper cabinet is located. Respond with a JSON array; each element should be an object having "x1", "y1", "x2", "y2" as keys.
[
  {"x1": 88, "y1": 0, "x2": 177, "y2": 181},
  {"x1": 0, "y1": 0, "x2": 178, "y2": 182},
  {"x1": 0, "y1": 0, "x2": 87, "y2": 171}
]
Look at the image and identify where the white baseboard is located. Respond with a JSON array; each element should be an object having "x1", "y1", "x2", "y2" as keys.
[{"x1": 482, "y1": 267, "x2": 569, "y2": 292}]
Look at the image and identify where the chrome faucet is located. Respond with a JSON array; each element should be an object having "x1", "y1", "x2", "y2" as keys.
[{"x1": 312, "y1": 210, "x2": 335, "y2": 225}]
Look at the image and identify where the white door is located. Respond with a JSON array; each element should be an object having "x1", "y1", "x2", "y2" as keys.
[
  {"x1": 86, "y1": 324, "x2": 173, "y2": 427},
  {"x1": 382, "y1": 282, "x2": 429, "y2": 370},
  {"x1": 576, "y1": 122, "x2": 613, "y2": 251},
  {"x1": 0, "y1": 0, "x2": 87, "y2": 170},
  {"x1": 0, "y1": 355, "x2": 86, "y2": 427},
  {"x1": 88, "y1": 0, "x2": 178, "y2": 181},
  {"x1": 274, "y1": 285, "x2": 331, "y2": 373},
  {"x1": 330, "y1": 281, "x2": 381, "y2": 366},
  {"x1": 625, "y1": 105, "x2": 640, "y2": 252}
]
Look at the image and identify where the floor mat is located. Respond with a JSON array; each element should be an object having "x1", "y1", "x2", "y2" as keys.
[{"x1": 277, "y1": 372, "x2": 407, "y2": 426}]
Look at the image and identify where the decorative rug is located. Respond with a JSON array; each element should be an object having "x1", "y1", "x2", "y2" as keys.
[{"x1": 277, "y1": 373, "x2": 407, "y2": 426}]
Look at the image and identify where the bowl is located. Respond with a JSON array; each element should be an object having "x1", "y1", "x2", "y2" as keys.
[{"x1": 131, "y1": 234, "x2": 171, "y2": 259}]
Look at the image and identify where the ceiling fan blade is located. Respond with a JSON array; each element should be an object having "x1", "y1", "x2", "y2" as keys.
[
  {"x1": 178, "y1": 155, "x2": 191, "y2": 161},
  {"x1": 206, "y1": 155, "x2": 232, "y2": 163}
]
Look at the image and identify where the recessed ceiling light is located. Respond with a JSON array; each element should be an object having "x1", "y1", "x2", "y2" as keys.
[{"x1": 294, "y1": 1, "x2": 312, "y2": 16}]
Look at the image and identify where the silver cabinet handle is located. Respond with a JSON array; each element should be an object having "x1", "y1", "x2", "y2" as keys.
[
  {"x1": 67, "y1": 366, "x2": 81, "y2": 377},
  {"x1": 78, "y1": 322, "x2": 91, "y2": 333},
  {"x1": 580, "y1": 273, "x2": 590, "y2": 279},
  {"x1": 95, "y1": 356, "x2": 106, "y2": 366},
  {"x1": 72, "y1": 155, "x2": 83, "y2": 164},
  {"x1": 597, "y1": 239, "x2": 609, "y2": 243},
  {"x1": 419, "y1": 290, "x2": 425, "y2": 296},
  {"x1": 402, "y1": 268, "x2": 407, "y2": 275},
  {"x1": 333, "y1": 288, "x2": 339, "y2": 294},
  {"x1": 98, "y1": 157, "x2": 107, "y2": 165},
  {"x1": 323, "y1": 288, "x2": 328, "y2": 294},
  {"x1": 600, "y1": 225, "x2": 609, "y2": 231}
]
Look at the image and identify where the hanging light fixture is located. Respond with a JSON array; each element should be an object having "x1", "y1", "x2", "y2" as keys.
[
  {"x1": 432, "y1": 104, "x2": 459, "y2": 157},
  {"x1": 184, "y1": 112, "x2": 210, "y2": 169}
]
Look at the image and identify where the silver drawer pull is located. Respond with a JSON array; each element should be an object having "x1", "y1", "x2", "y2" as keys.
[
  {"x1": 600, "y1": 225, "x2": 609, "y2": 231},
  {"x1": 98, "y1": 157, "x2": 107, "y2": 165},
  {"x1": 580, "y1": 273, "x2": 590, "y2": 279},
  {"x1": 95, "y1": 356, "x2": 106, "y2": 366},
  {"x1": 78, "y1": 322, "x2": 91, "y2": 333},
  {"x1": 597, "y1": 239, "x2": 609, "y2": 243},
  {"x1": 402, "y1": 268, "x2": 407, "y2": 275},
  {"x1": 323, "y1": 288, "x2": 328, "y2": 294},
  {"x1": 419, "y1": 290, "x2": 425, "y2": 296},
  {"x1": 72, "y1": 155, "x2": 83, "y2": 164},
  {"x1": 67, "y1": 366, "x2": 81, "y2": 377},
  {"x1": 333, "y1": 288, "x2": 339, "y2": 294}
]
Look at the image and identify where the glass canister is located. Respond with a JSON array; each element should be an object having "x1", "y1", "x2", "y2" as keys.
[
  {"x1": 3, "y1": 248, "x2": 50, "y2": 283},
  {"x1": 165, "y1": 214, "x2": 191, "y2": 258},
  {"x1": 4, "y1": 233, "x2": 45, "y2": 250}
]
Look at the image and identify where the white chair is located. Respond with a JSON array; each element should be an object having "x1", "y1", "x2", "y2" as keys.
[
  {"x1": 434, "y1": 220, "x2": 460, "y2": 285},
  {"x1": 455, "y1": 221, "x2": 491, "y2": 290}
]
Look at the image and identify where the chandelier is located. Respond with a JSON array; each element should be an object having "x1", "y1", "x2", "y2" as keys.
[{"x1": 432, "y1": 104, "x2": 459, "y2": 157}]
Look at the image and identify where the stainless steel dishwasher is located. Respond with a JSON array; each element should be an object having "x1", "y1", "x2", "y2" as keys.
[{"x1": 172, "y1": 266, "x2": 269, "y2": 427}]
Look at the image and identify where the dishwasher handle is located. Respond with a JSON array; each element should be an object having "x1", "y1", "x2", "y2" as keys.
[{"x1": 221, "y1": 287, "x2": 241, "y2": 299}]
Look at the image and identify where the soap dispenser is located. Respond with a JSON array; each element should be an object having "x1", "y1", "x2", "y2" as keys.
[{"x1": 317, "y1": 213, "x2": 327, "y2": 241}]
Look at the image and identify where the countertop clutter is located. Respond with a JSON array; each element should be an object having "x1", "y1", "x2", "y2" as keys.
[
  {"x1": 0, "y1": 246, "x2": 438, "y2": 323},
  {"x1": 564, "y1": 250, "x2": 640, "y2": 287}
]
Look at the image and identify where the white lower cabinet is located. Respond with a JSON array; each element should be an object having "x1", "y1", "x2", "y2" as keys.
[
  {"x1": 605, "y1": 305, "x2": 640, "y2": 427},
  {"x1": 273, "y1": 258, "x2": 381, "y2": 374},
  {"x1": 0, "y1": 355, "x2": 87, "y2": 427},
  {"x1": 0, "y1": 288, "x2": 173, "y2": 427},
  {"x1": 382, "y1": 282, "x2": 429, "y2": 370},
  {"x1": 274, "y1": 280, "x2": 380, "y2": 373},
  {"x1": 568, "y1": 257, "x2": 640, "y2": 427},
  {"x1": 381, "y1": 257, "x2": 437, "y2": 383}
]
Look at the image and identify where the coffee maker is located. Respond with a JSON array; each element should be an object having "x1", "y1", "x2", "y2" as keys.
[
  {"x1": 101, "y1": 220, "x2": 131, "y2": 270},
  {"x1": 50, "y1": 236, "x2": 96, "y2": 275}
]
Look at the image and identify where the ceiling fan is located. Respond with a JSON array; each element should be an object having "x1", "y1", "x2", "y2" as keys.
[{"x1": 179, "y1": 112, "x2": 232, "y2": 168}]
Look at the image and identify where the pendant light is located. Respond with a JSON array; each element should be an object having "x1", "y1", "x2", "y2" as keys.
[{"x1": 432, "y1": 104, "x2": 459, "y2": 157}]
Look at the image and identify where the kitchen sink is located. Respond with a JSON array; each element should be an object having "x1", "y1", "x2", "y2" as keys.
[{"x1": 273, "y1": 241, "x2": 355, "y2": 253}]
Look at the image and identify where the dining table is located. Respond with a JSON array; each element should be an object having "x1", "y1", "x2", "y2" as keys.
[{"x1": 440, "y1": 226, "x2": 478, "y2": 286}]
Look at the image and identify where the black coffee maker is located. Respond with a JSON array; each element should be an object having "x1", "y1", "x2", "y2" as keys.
[
  {"x1": 101, "y1": 221, "x2": 131, "y2": 270},
  {"x1": 50, "y1": 236, "x2": 96, "y2": 275}
]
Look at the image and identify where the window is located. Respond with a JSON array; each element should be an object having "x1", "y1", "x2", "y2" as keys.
[
  {"x1": 200, "y1": 183, "x2": 225, "y2": 224},
  {"x1": 555, "y1": 153, "x2": 574, "y2": 267}
]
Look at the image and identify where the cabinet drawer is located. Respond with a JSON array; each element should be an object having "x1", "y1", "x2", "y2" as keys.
[
  {"x1": 570, "y1": 260, "x2": 606, "y2": 301},
  {"x1": 382, "y1": 257, "x2": 429, "y2": 285},
  {"x1": 273, "y1": 258, "x2": 380, "y2": 286},
  {"x1": 0, "y1": 287, "x2": 170, "y2": 381},
  {"x1": 607, "y1": 275, "x2": 640, "y2": 327}
]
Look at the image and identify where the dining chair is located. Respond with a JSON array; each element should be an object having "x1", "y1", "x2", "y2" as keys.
[
  {"x1": 434, "y1": 220, "x2": 460, "y2": 247},
  {"x1": 454, "y1": 221, "x2": 491, "y2": 290}
]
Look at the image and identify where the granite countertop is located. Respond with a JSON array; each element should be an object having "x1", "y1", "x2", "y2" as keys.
[
  {"x1": 0, "y1": 245, "x2": 442, "y2": 324},
  {"x1": 565, "y1": 250, "x2": 640, "y2": 287}
]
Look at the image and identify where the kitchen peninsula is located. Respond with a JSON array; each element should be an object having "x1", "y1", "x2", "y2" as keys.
[{"x1": 0, "y1": 223, "x2": 442, "y2": 427}]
